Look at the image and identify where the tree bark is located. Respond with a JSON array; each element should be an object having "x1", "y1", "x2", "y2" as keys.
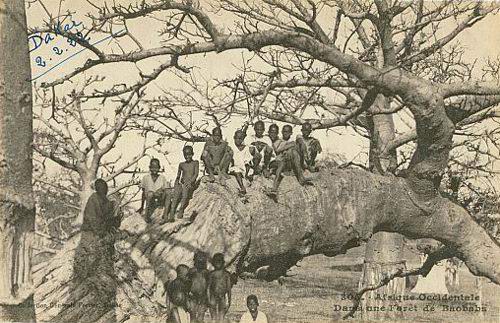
[
  {"x1": 34, "y1": 170, "x2": 500, "y2": 321},
  {"x1": 0, "y1": 0, "x2": 36, "y2": 321},
  {"x1": 78, "y1": 171, "x2": 96, "y2": 217},
  {"x1": 361, "y1": 93, "x2": 408, "y2": 319}
]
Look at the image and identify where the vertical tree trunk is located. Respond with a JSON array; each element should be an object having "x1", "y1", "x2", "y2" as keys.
[
  {"x1": 78, "y1": 172, "x2": 96, "y2": 220},
  {"x1": 360, "y1": 100, "x2": 407, "y2": 319},
  {"x1": 0, "y1": 0, "x2": 36, "y2": 320},
  {"x1": 360, "y1": 232, "x2": 406, "y2": 319}
]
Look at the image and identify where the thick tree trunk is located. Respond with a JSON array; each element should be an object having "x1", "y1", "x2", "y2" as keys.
[
  {"x1": 34, "y1": 170, "x2": 500, "y2": 321},
  {"x1": 0, "y1": 0, "x2": 36, "y2": 321},
  {"x1": 360, "y1": 232, "x2": 406, "y2": 319}
]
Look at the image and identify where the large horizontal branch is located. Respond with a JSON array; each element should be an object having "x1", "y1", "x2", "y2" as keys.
[
  {"x1": 442, "y1": 81, "x2": 500, "y2": 98},
  {"x1": 43, "y1": 12, "x2": 500, "y2": 106},
  {"x1": 43, "y1": 28, "x2": 436, "y2": 104},
  {"x1": 138, "y1": 170, "x2": 500, "y2": 286}
]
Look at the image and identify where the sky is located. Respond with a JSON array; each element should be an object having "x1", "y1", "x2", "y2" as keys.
[{"x1": 25, "y1": 0, "x2": 500, "y2": 193}]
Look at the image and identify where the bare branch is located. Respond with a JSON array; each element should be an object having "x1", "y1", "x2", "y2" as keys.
[{"x1": 402, "y1": 3, "x2": 498, "y2": 66}]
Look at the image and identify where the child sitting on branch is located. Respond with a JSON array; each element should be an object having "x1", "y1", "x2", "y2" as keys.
[
  {"x1": 201, "y1": 127, "x2": 231, "y2": 183},
  {"x1": 296, "y1": 121, "x2": 322, "y2": 172},
  {"x1": 228, "y1": 129, "x2": 261, "y2": 195},
  {"x1": 267, "y1": 124, "x2": 312, "y2": 197},
  {"x1": 166, "y1": 145, "x2": 199, "y2": 222}
]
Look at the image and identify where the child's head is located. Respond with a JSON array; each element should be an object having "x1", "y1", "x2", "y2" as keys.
[
  {"x1": 94, "y1": 179, "x2": 108, "y2": 198},
  {"x1": 268, "y1": 124, "x2": 279, "y2": 141},
  {"x1": 211, "y1": 127, "x2": 223, "y2": 144},
  {"x1": 176, "y1": 264, "x2": 189, "y2": 280},
  {"x1": 193, "y1": 251, "x2": 208, "y2": 270},
  {"x1": 212, "y1": 253, "x2": 225, "y2": 270},
  {"x1": 183, "y1": 146, "x2": 194, "y2": 161},
  {"x1": 282, "y1": 125, "x2": 293, "y2": 141},
  {"x1": 149, "y1": 158, "x2": 161, "y2": 175},
  {"x1": 233, "y1": 130, "x2": 246, "y2": 146},
  {"x1": 301, "y1": 122, "x2": 313, "y2": 138},
  {"x1": 254, "y1": 120, "x2": 265, "y2": 137},
  {"x1": 246, "y1": 294, "x2": 259, "y2": 314}
]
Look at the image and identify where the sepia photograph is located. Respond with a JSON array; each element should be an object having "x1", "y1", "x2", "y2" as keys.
[{"x1": 0, "y1": 0, "x2": 499, "y2": 322}]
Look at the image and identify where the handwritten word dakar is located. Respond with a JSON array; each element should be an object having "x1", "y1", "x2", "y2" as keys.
[
  {"x1": 29, "y1": 17, "x2": 90, "y2": 69},
  {"x1": 28, "y1": 15, "x2": 126, "y2": 81}
]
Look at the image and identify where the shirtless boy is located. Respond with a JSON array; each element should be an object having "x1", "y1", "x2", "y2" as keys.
[
  {"x1": 167, "y1": 289, "x2": 191, "y2": 323},
  {"x1": 167, "y1": 146, "x2": 199, "y2": 221},
  {"x1": 167, "y1": 264, "x2": 191, "y2": 310},
  {"x1": 268, "y1": 124, "x2": 311, "y2": 195},
  {"x1": 188, "y1": 251, "x2": 210, "y2": 322},
  {"x1": 207, "y1": 253, "x2": 233, "y2": 322},
  {"x1": 201, "y1": 127, "x2": 231, "y2": 182}
]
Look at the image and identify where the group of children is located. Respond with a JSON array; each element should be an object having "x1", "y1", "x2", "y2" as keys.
[
  {"x1": 138, "y1": 121, "x2": 322, "y2": 222},
  {"x1": 166, "y1": 252, "x2": 234, "y2": 323},
  {"x1": 167, "y1": 252, "x2": 269, "y2": 323}
]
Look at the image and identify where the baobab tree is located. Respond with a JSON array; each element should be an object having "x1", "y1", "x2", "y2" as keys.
[
  {"x1": 27, "y1": 0, "x2": 500, "y2": 321},
  {"x1": 32, "y1": 80, "x2": 154, "y2": 212}
]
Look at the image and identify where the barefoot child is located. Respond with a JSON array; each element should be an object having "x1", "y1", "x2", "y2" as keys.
[
  {"x1": 229, "y1": 130, "x2": 261, "y2": 195},
  {"x1": 188, "y1": 252, "x2": 210, "y2": 323},
  {"x1": 138, "y1": 158, "x2": 169, "y2": 222},
  {"x1": 168, "y1": 146, "x2": 199, "y2": 221},
  {"x1": 201, "y1": 127, "x2": 231, "y2": 182},
  {"x1": 167, "y1": 264, "x2": 191, "y2": 310},
  {"x1": 249, "y1": 120, "x2": 274, "y2": 177},
  {"x1": 268, "y1": 125, "x2": 311, "y2": 196},
  {"x1": 207, "y1": 253, "x2": 233, "y2": 322},
  {"x1": 167, "y1": 289, "x2": 191, "y2": 323},
  {"x1": 296, "y1": 122, "x2": 322, "y2": 172}
]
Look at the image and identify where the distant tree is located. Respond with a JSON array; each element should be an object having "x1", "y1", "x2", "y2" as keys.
[{"x1": 32, "y1": 80, "x2": 155, "y2": 213}]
